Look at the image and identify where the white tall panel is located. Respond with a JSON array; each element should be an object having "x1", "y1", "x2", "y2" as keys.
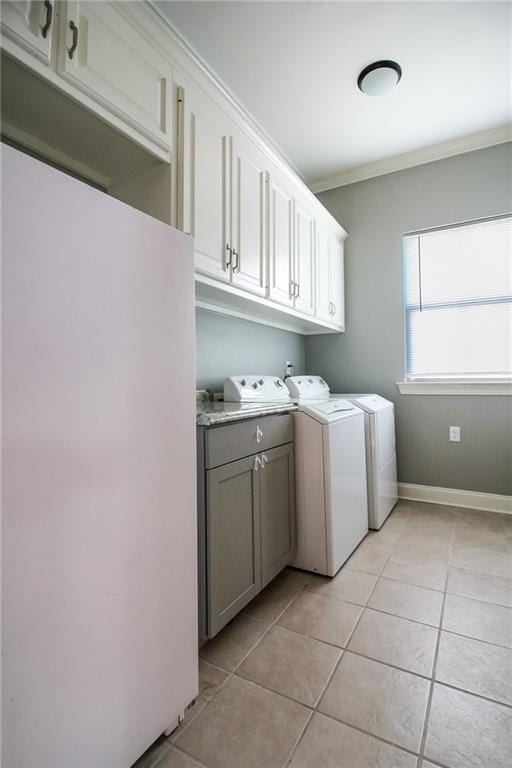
[
  {"x1": 267, "y1": 172, "x2": 294, "y2": 307},
  {"x1": 181, "y1": 83, "x2": 230, "y2": 281},
  {"x1": 1, "y1": 145, "x2": 198, "y2": 768},
  {"x1": 294, "y1": 200, "x2": 315, "y2": 316},
  {"x1": 231, "y1": 134, "x2": 266, "y2": 296}
]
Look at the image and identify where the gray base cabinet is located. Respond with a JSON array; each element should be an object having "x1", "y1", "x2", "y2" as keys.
[
  {"x1": 260, "y1": 444, "x2": 295, "y2": 588},
  {"x1": 197, "y1": 414, "x2": 295, "y2": 639},
  {"x1": 207, "y1": 455, "x2": 262, "y2": 636}
]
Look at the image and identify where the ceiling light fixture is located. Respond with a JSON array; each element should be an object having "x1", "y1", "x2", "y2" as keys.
[{"x1": 358, "y1": 60, "x2": 402, "y2": 96}]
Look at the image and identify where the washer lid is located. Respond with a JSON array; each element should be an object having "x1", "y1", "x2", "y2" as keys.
[{"x1": 300, "y1": 398, "x2": 359, "y2": 424}]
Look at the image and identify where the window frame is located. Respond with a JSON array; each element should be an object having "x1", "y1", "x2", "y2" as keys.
[{"x1": 399, "y1": 213, "x2": 512, "y2": 396}]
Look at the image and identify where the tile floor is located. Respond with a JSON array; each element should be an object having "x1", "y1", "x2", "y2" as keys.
[{"x1": 136, "y1": 501, "x2": 512, "y2": 768}]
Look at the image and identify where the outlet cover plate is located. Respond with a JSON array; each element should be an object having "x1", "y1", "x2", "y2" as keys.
[{"x1": 449, "y1": 426, "x2": 461, "y2": 442}]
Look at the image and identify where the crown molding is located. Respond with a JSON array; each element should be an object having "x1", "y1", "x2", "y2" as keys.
[{"x1": 310, "y1": 124, "x2": 512, "y2": 193}]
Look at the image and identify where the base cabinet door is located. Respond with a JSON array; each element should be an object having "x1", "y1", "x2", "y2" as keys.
[
  {"x1": 207, "y1": 455, "x2": 261, "y2": 636},
  {"x1": 1, "y1": 0, "x2": 54, "y2": 62},
  {"x1": 260, "y1": 443, "x2": 296, "y2": 588}
]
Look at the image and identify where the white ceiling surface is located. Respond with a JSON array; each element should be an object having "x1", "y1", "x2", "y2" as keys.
[{"x1": 154, "y1": 1, "x2": 511, "y2": 187}]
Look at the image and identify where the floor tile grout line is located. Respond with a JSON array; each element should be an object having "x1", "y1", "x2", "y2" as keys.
[
  {"x1": 198, "y1": 581, "x2": 311, "y2": 706},
  {"x1": 171, "y1": 744, "x2": 210, "y2": 768},
  {"x1": 416, "y1": 517, "x2": 454, "y2": 762},
  {"x1": 297, "y1": 708, "x2": 423, "y2": 761},
  {"x1": 174, "y1": 583, "x2": 313, "y2": 767},
  {"x1": 437, "y1": 625, "x2": 512, "y2": 651},
  {"x1": 182, "y1": 503, "x2": 510, "y2": 768},
  {"x1": 281, "y1": 708, "x2": 315, "y2": 768},
  {"x1": 432, "y1": 679, "x2": 512, "y2": 711},
  {"x1": 283, "y1": 565, "x2": 385, "y2": 767}
]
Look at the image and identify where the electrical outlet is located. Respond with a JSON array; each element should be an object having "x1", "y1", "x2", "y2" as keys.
[{"x1": 449, "y1": 426, "x2": 461, "y2": 442}]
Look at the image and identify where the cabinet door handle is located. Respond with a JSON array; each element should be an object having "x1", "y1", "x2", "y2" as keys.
[
  {"x1": 290, "y1": 280, "x2": 295, "y2": 298},
  {"x1": 296, "y1": 282, "x2": 300, "y2": 298},
  {"x1": 256, "y1": 426, "x2": 263, "y2": 443},
  {"x1": 332, "y1": 302, "x2": 336, "y2": 315},
  {"x1": 232, "y1": 249, "x2": 239, "y2": 272},
  {"x1": 226, "y1": 244, "x2": 232, "y2": 269},
  {"x1": 68, "y1": 20, "x2": 78, "y2": 60},
  {"x1": 261, "y1": 453, "x2": 268, "y2": 467},
  {"x1": 253, "y1": 455, "x2": 262, "y2": 472},
  {"x1": 41, "y1": 0, "x2": 52, "y2": 38}
]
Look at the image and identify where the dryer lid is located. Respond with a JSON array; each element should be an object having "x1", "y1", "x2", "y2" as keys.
[
  {"x1": 350, "y1": 394, "x2": 393, "y2": 414},
  {"x1": 300, "y1": 398, "x2": 359, "y2": 424}
]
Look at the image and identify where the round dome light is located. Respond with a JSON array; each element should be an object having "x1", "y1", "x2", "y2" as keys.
[{"x1": 358, "y1": 60, "x2": 402, "y2": 96}]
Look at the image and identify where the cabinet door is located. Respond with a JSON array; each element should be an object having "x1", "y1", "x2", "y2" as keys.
[
  {"x1": 260, "y1": 444, "x2": 295, "y2": 588},
  {"x1": 267, "y1": 173, "x2": 294, "y2": 307},
  {"x1": 57, "y1": 1, "x2": 171, "y2": 149},
  {"x1": 181, "y1": 85, "x2": 230, "y2": 282},
  {"x1": 316, "y1": 224, "x2": 332, "y2": 323},
  {"x1": 294, "y1": 201, "x2": 315, "y2": 316},
  {"x1": 1, "y1": 1, "x2": 54, "y2": 62},
  {"x1": 230, "y1": 134, "x2": 266, "y2": 296},
  {"x1": 330, "y1": 239, "x2": 345, "y2": 329},
  {"x1": 207, "y1": 455, "x2": 261, "y2": 636}
]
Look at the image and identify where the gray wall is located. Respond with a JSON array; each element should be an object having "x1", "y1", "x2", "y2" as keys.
[
  {"x1": 307, "y1": 142, "x2": 512, "y2": 496},
  {"x1": 196, "y1": 308, "x2": 306, "y2": 393}
]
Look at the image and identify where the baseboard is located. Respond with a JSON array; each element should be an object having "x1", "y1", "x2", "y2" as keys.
[{"x1": 398, "y1": 483, "x2": 512, "y2": 516}]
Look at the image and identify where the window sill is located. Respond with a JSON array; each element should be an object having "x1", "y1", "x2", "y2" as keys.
[{"x1": 396, "y1": 381, "x2": 512, "y2": 396}]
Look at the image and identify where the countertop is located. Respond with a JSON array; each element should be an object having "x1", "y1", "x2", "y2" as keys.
[{"x1": 196, "y1": 400, "x2": 297, "y2": 426}]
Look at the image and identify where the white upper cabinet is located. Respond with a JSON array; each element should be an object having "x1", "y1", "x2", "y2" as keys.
[
  {"x1": 230, "y1": 132, "x2": 266, "y2": 296},
  {"x1": 316, "y1": 223, "x2": 345, "y2": 329},
  {"x1": 330, "y1": 238, "x2": 345, "y2": 329},
  {"x1": 293, "y1": 200, "x2": 315, "y2": 316},
  {"x1": 316, "y1": 224, "x2": 332, "y2": 324},
  {"x1": 267, "y1": 171, "x2": 294, "y2": 308},
  {"x1": 1, "y1": 0, "x2": 54, "y2": 62},
  {"x1": 180, "y1": 84, "x2": 230, "y2": 282},
  {"x1": 1, "y1": 0, "x2": 347, "y2": 333},
  {"x1": 57, "y1": 1, "x2": 171, "y2": 150}
]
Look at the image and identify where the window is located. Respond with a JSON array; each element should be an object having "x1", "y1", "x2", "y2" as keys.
[{"x1": 403, "y1": 215, "x2": 511, "y2": 384}]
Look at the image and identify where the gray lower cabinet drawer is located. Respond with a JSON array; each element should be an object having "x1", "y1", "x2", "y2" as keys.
[{"x1": 205, "y1": 413, "x2": 293, "y2": 469}]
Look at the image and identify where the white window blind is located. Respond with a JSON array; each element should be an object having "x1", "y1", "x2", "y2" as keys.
[{"x1": 403, "y1": 215, "x2": 512, "y2": 382}]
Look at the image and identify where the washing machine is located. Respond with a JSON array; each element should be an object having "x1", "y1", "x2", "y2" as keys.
[{"x1": 285, "y1": 377, "x2": 368, "y2": 576}]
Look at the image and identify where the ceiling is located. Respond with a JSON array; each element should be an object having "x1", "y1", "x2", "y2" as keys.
[{"x1": 153, "y1": 1, "x2": 511, "y2": 188}]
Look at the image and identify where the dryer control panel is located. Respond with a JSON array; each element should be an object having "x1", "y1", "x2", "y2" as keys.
[{"x1": 285, "y1": 375, "x2": 330, "y2": 400}]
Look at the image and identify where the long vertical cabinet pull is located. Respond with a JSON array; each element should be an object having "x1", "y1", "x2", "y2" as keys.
[
  {"x1": 68, "y1": 21, "x2": 78, "y2": 60},
  {"x1": 226, "y1": 244, "x2": 232, "y2": 269},
  {"x1": 41, "y1": 1, "x2": 53, "y2": 38},
  {"x1": 232, "y1": 249, "x2": 239, "y2": 272}
]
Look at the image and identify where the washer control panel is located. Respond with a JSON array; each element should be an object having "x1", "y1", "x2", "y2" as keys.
[
  {"x1": 285, "y1": 375, "x2": 330, "y2": 400},
  {"x1": 224, "y1": 375, "x2": 291, "y2": 402}
]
